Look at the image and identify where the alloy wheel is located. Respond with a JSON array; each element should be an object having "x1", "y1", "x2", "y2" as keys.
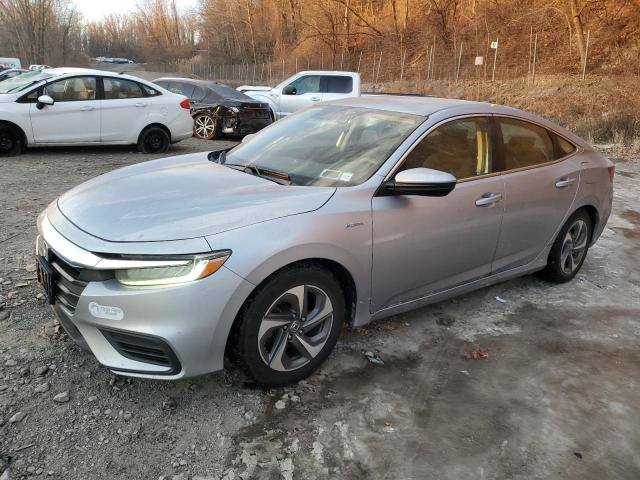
[
  {"x1": 258, "y1": 285, "x2": 334, "y2": 372},
  {"x1": 560, "y1": 219, "x2": 588, "y2": 274},
  {"x1": 194, "y1": 115, "x2": 215, "y2": 139}
]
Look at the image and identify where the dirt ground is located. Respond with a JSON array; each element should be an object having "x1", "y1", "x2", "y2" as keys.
[{"x1": 1, "y1": 138, "x2": 639, "y2": 480}]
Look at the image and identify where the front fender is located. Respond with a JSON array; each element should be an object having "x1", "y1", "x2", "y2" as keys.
[{"x1": 206, "y1": 204, "x2": 373, "y2": 327}]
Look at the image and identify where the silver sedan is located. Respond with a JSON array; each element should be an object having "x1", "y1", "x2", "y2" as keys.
[{"x1": 36, "y1": 96, "x2": 614, "y2": 386}]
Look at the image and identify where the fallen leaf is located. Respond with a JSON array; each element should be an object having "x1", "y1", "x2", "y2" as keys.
[{"x1": 464, "y1": 347, "x2": 489, "y2": 360}]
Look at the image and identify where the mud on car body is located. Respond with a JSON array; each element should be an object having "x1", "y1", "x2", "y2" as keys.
[{"x1": 153, "y1": 77, "x2": 273, "y2": 140}]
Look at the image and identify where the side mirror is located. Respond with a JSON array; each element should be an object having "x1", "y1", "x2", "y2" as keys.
[
  {"x1": 282, "y1": 85, "x2": 296, "y2": 95},
  {"x1": 36, "y1": 95, "x2": 54, "y2": 110},
  {"x1": 383, "y1": 167, "x2": 457, "y2": 197},
  {"x1": 242, "y1": 133, "x2": 256, "y2": 144}
]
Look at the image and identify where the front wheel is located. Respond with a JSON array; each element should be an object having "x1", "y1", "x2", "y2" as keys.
[
  {"x1": 137, "y1": 126, "x2": 170, "y2": 154},
  {"x1": 540, "y1": 210, "x2": 592, "y2": 283},
  {"x1": 0, "y1": 126, "x2": 22, "y2": 157},
  {"x1": 193, "y1": 113, "x2": 218, "y2": 140},
  {"x1": 229, "y1": 265, "x2": 345, "y2": 387}
]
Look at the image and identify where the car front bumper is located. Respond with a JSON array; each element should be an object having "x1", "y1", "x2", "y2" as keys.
[{"x1": 36, "y1": 213, "x2": 254, "y2": 380}]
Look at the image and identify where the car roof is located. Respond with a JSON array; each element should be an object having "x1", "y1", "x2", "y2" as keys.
[
  {"x1": 326, "y1": 95, "x2": 494, "y2": 117},
  {"x1": 43, "y1": 68, "x2": 146, "y2": 83},
  {"x1": 326, "y1": 95, "x2": 587, "y2": 147}
]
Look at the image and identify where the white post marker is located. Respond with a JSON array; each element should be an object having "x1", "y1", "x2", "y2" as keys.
[{"x1": 491, "y1": 38, "x2": 499, "y2": 81}]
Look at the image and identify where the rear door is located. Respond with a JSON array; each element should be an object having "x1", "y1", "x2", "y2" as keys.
[
  {"x1": 100, "y1": 77, "x2": 149, "y2": 142},
  {"x1": 492, "y1": 117, "x2": 580, "y2": 272},
  {"x1": 30, "y1": 76, "x2": 100, "y2": 143},
  {"x1": 278, "y1": 74, "x2": 322, "y2": 117},
  {"x1": 320, "y1": 75, "x2": 354, "y2": 102}
]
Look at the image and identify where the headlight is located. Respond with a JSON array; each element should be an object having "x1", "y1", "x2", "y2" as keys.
[
  {"x1": 115, "y1": 250, "x2": 231, "y2": 287},
  {"x1": 229, "y1": 106, "x2": 240, "y2": 114}
]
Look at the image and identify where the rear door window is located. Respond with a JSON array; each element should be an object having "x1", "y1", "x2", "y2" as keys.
[
  {"x1": 498, "y1": 118, "x2": 555, "y2": 170},
  {"x1": 103, "y1": 78, "x2": 144, "y2": 99},
  {"x1": 321, "y1": 76, "x2": 353, "y2": 94}
]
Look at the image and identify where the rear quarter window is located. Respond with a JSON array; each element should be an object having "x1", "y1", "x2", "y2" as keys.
[{"x1": 551, "y1": 132, "x2": 577, "y2": 158}]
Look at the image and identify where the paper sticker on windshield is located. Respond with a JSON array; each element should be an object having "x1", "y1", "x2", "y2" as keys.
[
  {"x1": 320, "y1": 169, "x2": 353, "y2": 182},
  {"x1": 320, "y1": 169, "x2": 342, "y2": 180}
]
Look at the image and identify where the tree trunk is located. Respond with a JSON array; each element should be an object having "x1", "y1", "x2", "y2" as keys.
[{"x1": 569, "y1": 0, "x2": 586, "y2": 67}]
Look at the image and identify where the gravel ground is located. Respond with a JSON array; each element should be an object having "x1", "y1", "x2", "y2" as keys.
[{"x1": 1, "y1": 139, "x2": 639, "y2": 480}]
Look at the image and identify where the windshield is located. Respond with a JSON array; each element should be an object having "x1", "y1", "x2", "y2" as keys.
[
  {"x1": 224, "y1": 105, "x2": 424, "y2": 187},
  {"x1": 0, "y1": 70, "x2": 55, "y2": 93}
]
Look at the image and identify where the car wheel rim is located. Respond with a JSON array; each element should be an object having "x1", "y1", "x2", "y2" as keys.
[
  {"x1": 258, "y1": 285, "x2": 333, "y2": 372},
  {"x1": 0, "y1": 133, "x2": 14, "y2": 152},
  {"x1": 560, "y1": 219, "x2": 588, "y2": 274},
  {"x1": 146, "y1": 134, "x2": 163, "y2": 151},
  {"x1": 194, "y1": 115, "x2": 215, "y2": 138}
]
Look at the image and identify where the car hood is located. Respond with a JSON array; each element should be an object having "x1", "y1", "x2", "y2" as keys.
[
  {"x1": 236, "y1": 85, "x2": 272, "y2": 92},
  {"x1": 0, "y1": 93, "x2": 17, "y2": 103},
  {"x1": 56, "y1": 152, "x2": 335, "y2": 243}
]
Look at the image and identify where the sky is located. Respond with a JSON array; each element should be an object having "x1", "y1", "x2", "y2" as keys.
[{"x1": 75, "y1": 0, "x2": 199, "y2": 22}]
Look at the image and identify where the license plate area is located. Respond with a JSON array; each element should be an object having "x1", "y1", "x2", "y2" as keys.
[{"x1": 36, "y1": 255, "x2": 56, "y2": 305}]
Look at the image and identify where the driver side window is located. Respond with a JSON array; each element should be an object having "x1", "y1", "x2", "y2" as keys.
[
  {"x1": 288, "y1": 75, "x2": 321, "y2": 95},
  {"x1": 400, "y1": 117, "x2": 494, "y2": 180},
  {"x1": 44, "y1": 77, "x2": 96, "y2": 102}
]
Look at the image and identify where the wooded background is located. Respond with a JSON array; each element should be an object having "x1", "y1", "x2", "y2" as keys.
[{"x1": 0, "y1": 0, "x2": 638, "y2": 82}]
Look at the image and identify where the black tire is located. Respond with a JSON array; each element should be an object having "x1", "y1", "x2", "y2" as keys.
[
  {"x1": 229, "y1": 264, "x2": 345, "y2": 387},
  {"x1": 540, "y1": 210, "x2": 592, "y2": 283},
  {"x1": 193, "y1": 113, "x2": 218, "y2": 140},
  {"x1": 0, "y1": 125, "x2": 23, "y2": 157},
  {"x1": 137, "y1": 126, "x2": 170, "y2": 154}
]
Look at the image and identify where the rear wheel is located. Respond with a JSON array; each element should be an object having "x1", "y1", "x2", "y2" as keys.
[
  {"x1": 0, "y1": 125, "x2": 22, "y2": 157},
  {"x1": 540, "y1": 210, "x2": 592, "y2": 283},
  {"x1": 229, "y1": 265, "x2": 345, "y2": 387},
  {"x1": 193, "y1": 113, "x2": 218, "y2": 140},
  {"x1": 137, "y1": 126, "x2": 170, "y2": 154}
]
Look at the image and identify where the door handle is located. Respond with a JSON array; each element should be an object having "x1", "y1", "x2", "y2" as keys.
[
  {"x1": 311, "y1": 96, "x2": 321, "y2": 101},
  {"x1": 555, "y1": 178, "x2": 576, "y2": 188},
  {"x1": 475, "y1": 192, "x2": 502, "y2": 207},
  {"x1": 135, "y1": 102, "x2": 147, "y2": 108},
  {"x1": 80, "y1": 106, "x2": 95, "y2": 111}
]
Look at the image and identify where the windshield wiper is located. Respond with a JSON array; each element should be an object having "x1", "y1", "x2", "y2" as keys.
[{"x1": 225, "y1": 162, "x2": 291, "y2": 185}]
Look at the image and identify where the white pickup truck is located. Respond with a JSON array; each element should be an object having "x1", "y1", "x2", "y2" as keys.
[{"x1": 237, "y1": 71, "x2": 360, "y2": 120}]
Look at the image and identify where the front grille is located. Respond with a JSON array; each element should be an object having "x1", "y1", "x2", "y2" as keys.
[
  {"x1": 239, "y1": 108, "x2": 271, "y2": 119},
  {"x1": 101, "y1": 329, "x2": 181, "y2": 373},
  {"x1": 49, "y1": 253, "x2": 87, "y2": 314},
  {"x1": 48, "y1": 252, "x2": 113, "y2": 315}
]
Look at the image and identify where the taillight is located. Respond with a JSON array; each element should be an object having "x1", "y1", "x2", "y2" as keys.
[
  {"x1": 180, "y1": 98, "x2": 190, "y2": 110},
  {"x1": 608, "y1": 165, "x2": 615, "y2": 182}
]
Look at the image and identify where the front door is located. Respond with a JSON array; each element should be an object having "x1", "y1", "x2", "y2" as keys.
[
  {"x1": 30, "y1": 76, "x2": 100, "y2": 143},
  {"x1": 372, "y1": 117, "x2": 504, "y2": 311},
  {"x1": 278, "y1": 75, "x2": 322, "y2": 118},
  {"x1": 492, "y1": 117, "x2": 580, "y2": 272}
]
